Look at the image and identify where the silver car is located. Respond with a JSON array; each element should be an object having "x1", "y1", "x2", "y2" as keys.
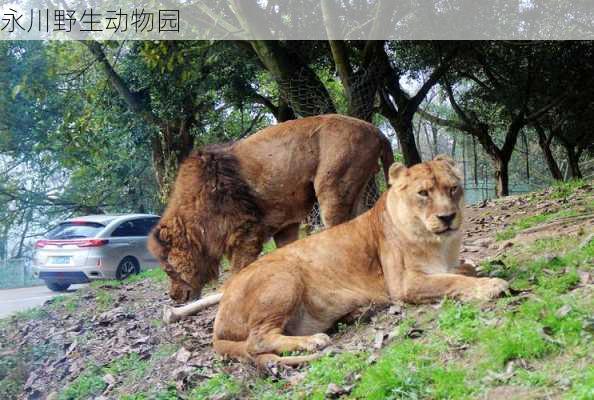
[{"x1": 32, "y1": 214, "x2": 160, "y2": 291}]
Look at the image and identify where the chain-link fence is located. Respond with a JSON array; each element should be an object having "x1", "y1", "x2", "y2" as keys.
[
  {"x1": 0, "y1": 258, "x2": 43, "y2": 289},
  {"x1": 304, "y1": 169, "x2": 388, "y2": 232}
]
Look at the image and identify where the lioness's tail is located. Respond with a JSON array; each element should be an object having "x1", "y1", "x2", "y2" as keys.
[
  {"x1": 213, "y1": 339, "x2": 323, "y2": 366},
  {"x1": 379, "y1": 134, "x2": 394, "y2": 185}
]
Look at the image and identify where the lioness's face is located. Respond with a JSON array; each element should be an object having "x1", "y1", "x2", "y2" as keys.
[
  {"x1": 147, "y1": 222, "x2": 202, "y2": 303},
  {"x1": 388, "y1": 155, "x2": 463, "y2": 237}
]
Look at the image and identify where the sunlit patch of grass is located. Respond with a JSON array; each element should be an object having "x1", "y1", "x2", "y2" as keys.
[
  {"x1": 120, "y1": 387, "x2": 179, "y2": 400},
  {"x1": 50, "y1": 294, "x2": 80, "y2": 313},
  {"x1": 495, "y1": 209, "x2": 580, "y2": 241},
  {"x1": 104, "y1": 353, "x2": 150, "y2": 383},
  {"x1": 564, "y1": 365, "x2": 594, "y2": 400},
  {"x1": 0, "y1": 353, "x2": 26, "y2": 400},
  {"x1": 481, "y1": 319, "x2": 555, "y2": 368},
  {"x1": 59, "y1": 353, "x2": 151, "y2": 400},
  {"x1": 262, "y1": 239, "x2": 277, "y2": 255},
  {"x1": 129, "y1": 267, "x2": 166, "y2": 283},
  {"x1": 189, "y1": 373, "x2": 241, "y2": 400},
  {"x1": 351, "y1": 340, "x2": 472, "y2": 400},
  {"x1": 11, "y1": 307, "x2": 49, "y2": 322},
  {"x1": 437, "y1": 300, "x2": 482, "y2": 344},
  {"x1": 90, "y1": 279, "x2": 123, "y2": 289},
  {"x1": 58, "y1": 365, "x2": 105, "y2": 400},
  {"x1": 550, "y1": 179, "x2": 586, "y2": 199},
  {"x1": 94, "y1": 290, "x2": 114, "y2": 311},
  {"x1": 300, "y1": 352, "x2": 367, "y2": 399}
]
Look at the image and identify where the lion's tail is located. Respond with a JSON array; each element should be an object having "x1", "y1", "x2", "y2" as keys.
[
  {"x1": 213, "y1": 339, "x2": 323, "y2": 366},
  {"x1": 379, "y1": 134, "x2": 394, "y2": 185}
]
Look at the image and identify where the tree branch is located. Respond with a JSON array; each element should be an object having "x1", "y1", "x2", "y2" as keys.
[
  {"x1": 83, "y1": 41, "x2": 159, "y2": 125},
  {"x1": 408, "y1": 46, "x2": 459, "y2": 113}
]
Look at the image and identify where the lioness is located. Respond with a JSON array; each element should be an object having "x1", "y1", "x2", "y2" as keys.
[
  {"x1": 213, "y1": 155, "x2": 509, "y2": 365},
  {"x1": 148, "y1": 115, "x2": 393, "y2": 303}
]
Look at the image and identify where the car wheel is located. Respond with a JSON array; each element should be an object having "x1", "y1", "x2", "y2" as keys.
[
  {"x1": 116, "y1": 256, "x2": 140, "y2": 280},
  {"x1": 45, "y1": 281, "x2": 71, "y2": 292}
]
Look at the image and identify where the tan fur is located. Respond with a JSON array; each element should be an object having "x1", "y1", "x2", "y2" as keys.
[
  {"x1": 213, "y1": 156, "x2": 509, "y2": 366},
  {"x1": 148, "y1": 115, "x2": 394, "y2": 302}
]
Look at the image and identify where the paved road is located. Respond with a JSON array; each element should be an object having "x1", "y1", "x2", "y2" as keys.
[{"x1": 0, "y1": 284, "x2": 86, "y2": 318}]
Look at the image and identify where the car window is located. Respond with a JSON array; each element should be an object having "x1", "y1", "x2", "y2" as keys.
[
  {"x1": 139, "y1": 217, "x2": 160, "y2": 236},
  {"x1": 111, "y1": 218, "x2": 160, "y2": 237},
  {"x1": 111, "y1": 220, "x2": 145, "y2": 237},
  {"x1": 47, "y1": 222, "x2": 105, "y2": 239}
]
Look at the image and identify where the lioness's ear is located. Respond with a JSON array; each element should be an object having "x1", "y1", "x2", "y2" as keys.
[
  {"x1": 388, "y1": 163, "x2": 407, "y2": 185},
  {"x1": 435, "y1": 154, "x2": 463, "y2": 180},
  {"x1": 434, "y1": 154, "x2": 455, "y2": 166}
]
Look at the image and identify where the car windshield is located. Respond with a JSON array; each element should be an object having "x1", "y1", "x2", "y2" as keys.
[{"x1": 46, "y1": 222, "x2": 105, "y2": 240}]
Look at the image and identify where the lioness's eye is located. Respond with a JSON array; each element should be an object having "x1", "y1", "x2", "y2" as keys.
[
  {"x1": 450, "y1": 186, "x2": 459, "y2": 195},
  {"x1": 418, "y1": 190, "x2": 429, "y2": 197}
]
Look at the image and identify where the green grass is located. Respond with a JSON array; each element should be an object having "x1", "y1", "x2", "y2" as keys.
[
  {"x1": 50, "y1": 295, "x2": 80, "y2": 313},
  {"x1": 89, "y1": 267, "x2": 166, "y2": 289},
  {"x1": 351, "y1": 340, "x2": 472, "y2": 400},
  {"x1": 437, "y1": 300, "x2": 482, "y2": 344},
  {"x1": 94, "y1": 290, "x2": 114, "y2": 311},
  {"x1": 565, "y1": 365, "x2": 594, "y2": 400},
  {"x1": 189, "y1": 373, "x2": 241, "y2": 399},
  {"x1": 495, "y1": 208, "x2": 581, "y2": 241},
  {"x1": 11, "y1": 306, "x2": 49, "y2": 321},
  {"x1": 0, "y1": 354, "x2": 26, "y2": 400},
  {"x1": 300, "y1": 352, "x2": 368, "y2": 399},
  {"x1": 58, "y1": 366, "x2": 106, "y2": 400},
  {"x1": 550, "y1": 179, "x2": 587, "y2": 199},
  {"x1": 262, "y1": 239, "x2": 277, "y2": 254},
  {"x1": 59, "y1": 353, "x2": 151, "y2": 400},
  {"x1": 496, "y1": 181, "x2": 593, "y2": 241}
]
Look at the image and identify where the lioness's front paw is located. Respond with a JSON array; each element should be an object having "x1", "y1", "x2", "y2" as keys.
[
  {"x1": 462, "y1": 278, "x2": 508, "y2": 301},
  {"x1": 475, "y1": 278, "x2": 509, "y2": 300},
  {"x1": 304, "y1": 333, "x2": 331, "y2": 351}
]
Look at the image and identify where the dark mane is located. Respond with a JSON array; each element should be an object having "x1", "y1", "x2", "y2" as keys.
[{"x1": 197, "y1": 143, "x2": 263, "y2": 221}]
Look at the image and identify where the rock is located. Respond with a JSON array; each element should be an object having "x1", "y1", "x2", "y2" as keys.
[
  {"x1": 102, "y1": 373, "x2": 116, "y2": 386},
  {"x1": 555, "y1": 304, "x2": 572, "y2": 319},
  {"x1": 388, "y1": 304, "x2": 402, "y2": 315},
  {"x1": 463, "y1": 245, "x2": 482, "y2": 253},
  {"x1": 46, "y1": 392, "x2": 59, "y2": 400},
  {"x1": 373, "y1": 330, "x2": 384, "y2": 349},
  {"x1": 577, "y1": 270, "x2": 591, "y2": 285},
  {"x1": 326, "y1": 383, "x2": 352, "y2": 398},
  {"x1": 498, "y1": 241, "x2": 514, "y2": 251},
  {"x1": 472, "y1": 237, "x2": 492, "y2": 248},
  {"x1": 175, "y1": 347, "x2": 192, "y2": 364}
]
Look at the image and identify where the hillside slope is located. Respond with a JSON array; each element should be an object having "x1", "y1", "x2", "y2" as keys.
[{"x1": 1, "y1": 180, "x2": 593, "y2": 400}]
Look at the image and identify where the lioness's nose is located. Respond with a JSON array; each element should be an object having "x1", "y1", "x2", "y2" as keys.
[{"x1": 437, "y1": 213, "x2": 456, "y2": 225}]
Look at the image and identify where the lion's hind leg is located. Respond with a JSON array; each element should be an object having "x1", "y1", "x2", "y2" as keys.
[
  {"x1": 248, "y1": 331, "x2": 331, "y2": 367},
  {"x1": 213, "y1": 339, "x2": 250, "y2": 362}
]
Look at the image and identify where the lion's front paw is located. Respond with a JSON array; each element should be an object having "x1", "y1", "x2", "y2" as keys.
[
  {"x1": 304, "y1": 333, "x2": 331, "y2": 351},
  {"x1": 464, "y1": 278, "x2": 509, "y2": 301}
]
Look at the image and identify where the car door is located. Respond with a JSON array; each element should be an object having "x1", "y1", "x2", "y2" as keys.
[
  {"x1": 108, "y1": 220, "x2": 145, "y2": 267},
  {"x1": 137, "y1": 217, "x2": 160, "y2": 264}
]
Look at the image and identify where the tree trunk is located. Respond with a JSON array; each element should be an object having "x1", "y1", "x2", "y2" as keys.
[
  {"x1": 522, "y1": 131, "x2": 530, "y2": 182},
  {"x1": 494, "y1": 156, "x2": 510, "y2": 197},
  {"x1": 472, "y1": 136, "x2": 478, "y2": 186},
  {"x1": 249, "y1": 41, "x2": 335, "y2": 117},
  {"x1": 151, "y1": 122, "x2": 195, "y2": 202},
  {"x1": 451, "y1": 134, "x2": 457, "y2": 158},
  {"x1": 431, "y1": 124, "x2": 439, "y2": 157},
  {"x1": 390, "y1": 116, "x2": 422, "y2": 166},
  {"x1": 535, "y1": 126, "x2": 563, "y2": 181},
  {"x1": 564, "y1": 144, "x2": 583, "y2": 179}
]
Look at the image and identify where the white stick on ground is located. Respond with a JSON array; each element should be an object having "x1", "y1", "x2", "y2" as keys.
[{"x1": 163, "y1": 293, "x2": 223, "y2": 324}]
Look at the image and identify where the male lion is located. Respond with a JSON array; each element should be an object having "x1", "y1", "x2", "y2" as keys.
[
  {"x1": 148, "y1": 114, "x2": 393, "y2": 303},
  {"x1": 212, "y1": 155, "x2": 509, "y2": 365}
]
